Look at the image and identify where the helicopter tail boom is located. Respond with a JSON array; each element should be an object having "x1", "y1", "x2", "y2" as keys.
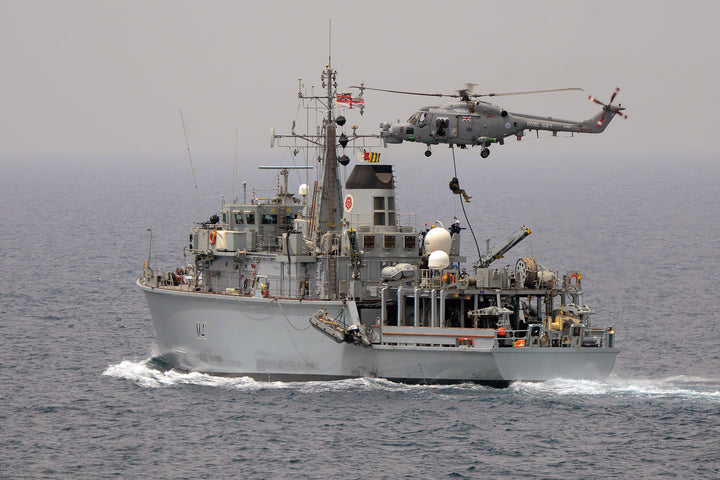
[
  {"x1": 514, "y1": 89, "x2": 627, "y2": 135},
  {"x1": 579, "y1": 109, "x2": 618, "y2": 133}
]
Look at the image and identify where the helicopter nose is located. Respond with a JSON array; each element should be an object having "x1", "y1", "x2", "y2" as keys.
[{"x1": 381, "y1": 123, "x2": 405, "y2": 144}]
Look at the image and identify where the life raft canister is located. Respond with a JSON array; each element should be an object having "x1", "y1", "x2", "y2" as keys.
[
  {"x1": 497, "y1": 327, "x2": 506, "y2": 337},
  {"x1": 514, "y1": 339, "x2": 526, "y2": 347}
]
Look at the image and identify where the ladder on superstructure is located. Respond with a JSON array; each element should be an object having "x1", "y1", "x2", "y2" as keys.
[{"x1": 308, "y1": 180, "x2": 318, "y2": 236}]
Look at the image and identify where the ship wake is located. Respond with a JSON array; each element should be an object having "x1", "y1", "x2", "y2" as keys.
[
  {"x1": 104, "y1": 359, "x2": 720, "y2": 401},
  {"x1": 513, "y1": 375, "x2": 720, "y2": 402},
  {"x1": 103, "y1": 358, "x2": 498, "y2": 393}
]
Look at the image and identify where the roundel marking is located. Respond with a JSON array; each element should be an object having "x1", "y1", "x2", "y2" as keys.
[{"x1": 505, "y1": 122, "x2": 512, "y2": 129}]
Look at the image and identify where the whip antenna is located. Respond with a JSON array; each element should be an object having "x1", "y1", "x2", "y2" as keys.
[
  {"x1": 180, "y1": 109, "x2": 204, "y2": 219},
  {"x1": 234, "y1": 128, "x2": 239, "y2": 203}
]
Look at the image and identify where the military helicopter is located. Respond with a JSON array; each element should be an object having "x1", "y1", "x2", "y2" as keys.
[{"x1": 352, "y1": 84, "x2": 627, "y2": 158}]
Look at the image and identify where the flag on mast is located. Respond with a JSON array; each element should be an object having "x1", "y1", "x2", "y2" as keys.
[
  {"x1": 358, "y1": 151, "x2": 381, "y2": 163},
  {"x1": 336, "y1": 92, "x2": 364, "y2": 109}
]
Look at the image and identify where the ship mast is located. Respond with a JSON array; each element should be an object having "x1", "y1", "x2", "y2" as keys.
[
  {"x1": 270, "y1": 57, "x2": 382, "y2": 242},
  {"x1": 312, "y1": 62, "x2": 343, "y2": 239}
]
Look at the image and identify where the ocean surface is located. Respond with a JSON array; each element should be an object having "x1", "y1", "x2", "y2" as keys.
[{"x1": 1, "y1": 150, "x2": 719, "y2": 479}]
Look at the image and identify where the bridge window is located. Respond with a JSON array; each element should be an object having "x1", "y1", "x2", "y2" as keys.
[
  {"x1": 374, "y1": 196, "x2": 385, "y2": 225},
  {"x1": 261, "y1": 214, "x2": 278, "y2": 225},
  {"x1": 373, "y1": 196, "x2": 396, "y2": 226},
  {"x1": 234, "y1": 212, "x2": 244, "y2": 224}
]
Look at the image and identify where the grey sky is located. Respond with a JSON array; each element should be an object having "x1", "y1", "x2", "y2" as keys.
[{"x1": 2, "y1": 0, "x2": 719, "y2": 158}]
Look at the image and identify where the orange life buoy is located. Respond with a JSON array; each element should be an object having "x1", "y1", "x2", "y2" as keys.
[
  {"x1": 497, "y1": 327, "x2": 506, "y2": 337},
  {"x1": 209, "y1": 229, "x2": 217, "y2": 245},
  {"x1": 568, "y1": 272, "x2": 580, "y2": 286}
]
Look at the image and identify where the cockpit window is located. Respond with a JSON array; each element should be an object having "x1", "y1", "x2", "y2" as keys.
[
  {"x1": 417, "y1": 112, "x2": 428, "y2": 128},
  {"x1": 407, "y1": 112, "x2": 419, "y2": 126}
]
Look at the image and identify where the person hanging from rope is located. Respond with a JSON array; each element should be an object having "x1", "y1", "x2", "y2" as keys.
[{"x1": 449, "y1": 176, "x2": 471, "y2": 202}]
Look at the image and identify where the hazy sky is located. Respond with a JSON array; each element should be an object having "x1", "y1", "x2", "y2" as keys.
[{"x1": 2, "y1": 0, "x2": 719, "y2": 159}]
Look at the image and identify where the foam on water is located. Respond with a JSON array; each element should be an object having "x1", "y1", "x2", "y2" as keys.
[
  {"x1": 103, "y1": 358, "x2": 496, "y2": 394},
  {"x1": 105, "y1": 359, "x2": 720, "y2": 403},
  {"x1": 513, "y1": 375, "x2": 720, "y2": 401},
  {"x1": 102, "y1": 359, "x2": 256, "y2": 389}
]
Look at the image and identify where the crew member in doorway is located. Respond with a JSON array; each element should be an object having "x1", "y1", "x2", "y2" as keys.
[{"x1": 449, "y1": 177, "x2": 471, "y2": 202}]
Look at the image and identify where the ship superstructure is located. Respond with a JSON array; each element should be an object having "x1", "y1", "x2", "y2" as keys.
[{"x1": 137, "y1": 61, "x2": 618, "y2": 386}]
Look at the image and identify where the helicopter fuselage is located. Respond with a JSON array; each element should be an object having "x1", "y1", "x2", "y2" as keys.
[{"x1": 380, "y1": 99, "x2": 621, "y2": 157}]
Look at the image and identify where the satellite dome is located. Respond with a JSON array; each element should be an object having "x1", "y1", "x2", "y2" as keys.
[
  {"x1": 428, "y1": 250, "x2": 450, "y2": 270},
  {"x1": 424, "y1": 227, "x2": 452, "y2": 254}
]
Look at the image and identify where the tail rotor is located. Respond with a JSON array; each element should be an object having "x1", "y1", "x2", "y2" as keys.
[{"x1": 588, "y1": 88, "x2": 628, "y2": 127}]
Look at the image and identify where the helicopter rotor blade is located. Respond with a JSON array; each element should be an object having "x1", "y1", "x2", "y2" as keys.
[
  {"x1": 349, "y1": 86, "x2": 449, "y2": 98},
  {"x1": 351, "y1": 85, "x2": 584, "y2": 100},
  {"x1": 475, "y1": 87, "x2": 584, "y2": 98},
  {"x1": 457, "y1": 83, "x2": 477, "y2": 98},
  {"x1": 609, "y1": 87, "x2": 620, "y2": 104}
]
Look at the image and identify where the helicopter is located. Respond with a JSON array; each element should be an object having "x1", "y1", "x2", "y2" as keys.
[{"x1": 352, "y1": 84, "x2": 627, "y2": 158}]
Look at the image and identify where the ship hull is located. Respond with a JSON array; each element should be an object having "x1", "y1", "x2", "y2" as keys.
[{"x1": 139, "y1": 282, "x2": 618, "y2": 386}]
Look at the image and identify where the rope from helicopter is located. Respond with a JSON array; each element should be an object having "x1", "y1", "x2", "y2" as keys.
[{"x1": 449, "y1": 145, "x2": 482, "y2": 263}]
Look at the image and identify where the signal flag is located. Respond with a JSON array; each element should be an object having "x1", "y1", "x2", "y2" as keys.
[{"x1": 360, "y1": 151, "x2": 381, "y2": 163}]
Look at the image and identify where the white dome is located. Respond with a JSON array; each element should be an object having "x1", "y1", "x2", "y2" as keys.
[
  {"x1": 424, "y1": 227, "x2": 452, "y2": 254},
  {"x1": 428, "y1": 250, "x2": 450, "y2": 270},
  {"x1": 298, "y1": 184, "x2": 308, "y2": 196}
]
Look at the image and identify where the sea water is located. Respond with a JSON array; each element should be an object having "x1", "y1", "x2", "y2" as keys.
[{"x1": 1, "y1": 151, "x2": 719, "y2": 479}]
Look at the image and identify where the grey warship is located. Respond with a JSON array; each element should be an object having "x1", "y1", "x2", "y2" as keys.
[{"x1": 137, "y1": 61, "x2": 619, "y2": 386}]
